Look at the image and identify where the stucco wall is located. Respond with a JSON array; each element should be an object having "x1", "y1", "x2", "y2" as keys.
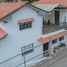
[
  {"x1": 0, "y1": 5, "x2": 67, "y2": 67},
  {"x1": 44, "y1": 9, "x2": 67, "y2": 24},
  {"x1": 0, "y1": 5, "x2": 46, "y2": 67}
]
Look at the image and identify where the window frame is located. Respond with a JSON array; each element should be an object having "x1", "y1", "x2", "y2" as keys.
[
  {"x1": 21, "y1": 43, "x2": 34, "y2": 56},
  {"x1": 59, "y1": 36, "x2": 64, "y2": 41},
  {"x1": 52, "y1": 39, "x2": 57, "y2": 44},
  {"x1": 19, "y1": 22, "x2": 32, "y2": 30}
]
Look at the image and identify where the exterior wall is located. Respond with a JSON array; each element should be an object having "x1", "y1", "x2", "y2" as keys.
[
  {"x1": 0, "y1": 5, "x2": 67, "y2": 67},
  {"x1": 59, "y1": 9, "x2": 66, "y2": 23},
  {"x1": 44, "y1": 9, "x2": 67, "y2": 24},
  {"x1": 50, "y1": 35, "x2": 67, "y2": 54},
  {"x1": 0, "y1": 5, "x2": 46, "y2": 67},
  {"x1": 42, "y1": 29, "x2": 66, "y2": 54}
]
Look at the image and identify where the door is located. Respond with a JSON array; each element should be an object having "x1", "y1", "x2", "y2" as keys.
[
  {"x1": 43, "y1": 42, "x2": 49, "y2": 56},
  {"x1": 55, "y1": 11, "x2": 60, "y2": 25}
]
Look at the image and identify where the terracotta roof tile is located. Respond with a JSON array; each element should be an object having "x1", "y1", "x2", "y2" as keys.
[
  {"x1": 0, "y1": 2, "x2": 26, "y2": 20},
  {"x1": 38, "y1": 31, "x2": 67, "y2": 43},
  {"x1": 18, "y1": 17, "x2": 34, "y2": 23},
  {"x1": 0, "y1": 27, "x2": 7, "y2": 40},
  {"x1": 32, "y1": 0, "x2": 67, "y2": 7},
  {"x1": 38, "y1": 37, "x2": 50, "y2": 43}
]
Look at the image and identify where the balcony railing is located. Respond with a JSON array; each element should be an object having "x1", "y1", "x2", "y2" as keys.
[{"x1": 42, "y1": 22, "x2": 66, "y2": 34}]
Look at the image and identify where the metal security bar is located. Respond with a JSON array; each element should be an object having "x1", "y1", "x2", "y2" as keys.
[
  {"x1": 0, "y1": 22, "x2": 67, "y2": 67},
  {"x1": 43, "y1": 22, "x2": 66, "y2": 34},
  {"x1": 0, "y1": 43, "x2": 51, "y2": 67},
  {"x1": 16, "y1": 49, "x2": 50, "y2": 67}
]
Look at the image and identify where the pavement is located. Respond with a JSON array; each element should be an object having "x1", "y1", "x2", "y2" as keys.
[{"x1": 32, "y1": 48, "x2": 67, "y2": 67}]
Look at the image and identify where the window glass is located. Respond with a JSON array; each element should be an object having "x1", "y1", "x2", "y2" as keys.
[
  {"x1": 21, "y1": 43, "x2": 34, "y2": 56},
  {"x1": 19, "y1": 22, "x2": 32, "y2": 30},
  {"x1": 59, "y1": 36, "x2": 64, "y2": 41},
  {"x1": 52, "y1": 39, "x2": 57, "y2": 44}
]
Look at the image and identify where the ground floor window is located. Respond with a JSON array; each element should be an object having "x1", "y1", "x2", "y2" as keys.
[
  {"x1": 59, "y1": 36, "x2": 64, "y2": 41},
  {"x1": 53, "y1": 42, "x2": 66, "y2": 53},
  {"x1": 52, "y1": 39, "x2": 57, "y2": 44}
]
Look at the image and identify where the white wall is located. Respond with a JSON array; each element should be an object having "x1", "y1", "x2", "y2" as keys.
[
  {"x1": 42, "y1": 29, "x2": 66, "y2": 54},
  {"x1": 44, "y1": 9, "x2": 67, "y2": 24},
  {"x1": 50, "y1": 36, "x2": 67, "y2": 54},
  {"x1": 0, "y1": 5, "x2": 46, "y2": 67},
  {"x1": 0, "y1": 5, "x2": 67, "y2": 67},
  {"x1": 43, "y1": 10, "x2": 55, "y2": 24}
]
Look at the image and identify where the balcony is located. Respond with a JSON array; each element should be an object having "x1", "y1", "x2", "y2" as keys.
[{"x1": 42, "y1": 22, "x2": 66, "y2": 34}]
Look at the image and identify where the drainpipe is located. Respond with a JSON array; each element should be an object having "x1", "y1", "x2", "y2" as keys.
[{"x1": 49, "y1": 41, "x2": 52, "y2": 57}]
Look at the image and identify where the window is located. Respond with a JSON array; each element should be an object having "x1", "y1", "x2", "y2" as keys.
[
  {"x1": 52, "y1": 39, "x2": 57, "y2": 44},
  {"x1": 3, "y1": 15, "x2": 12, "y2": 23},
  {"x1": 59, "y1": 36, "x2": 64, "y2": 41},
  {"x1": 21, "y1": 43, "x2": 34, "y2": 56},
  {"x1": 4, "y1": 20, "x2": 8, "y2": 23},
  {"x1": 18, "y1": 18, "x2": 34, "y2": 30},
  {"x1": 19, "y1": 23, "x2": 32, "y2": 30}
]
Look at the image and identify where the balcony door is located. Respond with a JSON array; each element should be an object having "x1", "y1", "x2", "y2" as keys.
[{"x1": 55, "y1": 10, "x2": 60, "y2": 25}]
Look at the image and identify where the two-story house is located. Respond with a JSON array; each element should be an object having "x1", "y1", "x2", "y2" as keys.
[
  {"x1": 0, "y1": 1, "x2": 67, "y2": 67},
  {"x1": 32, "y1": 1, "x2": 67, "y2": 55},
  {"x1": 0, "y1": 2, "x2": 48, "y2": 67}
]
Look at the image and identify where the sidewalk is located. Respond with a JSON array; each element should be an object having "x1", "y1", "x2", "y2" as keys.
[{"x1": 32, "y1": 48, "x2": 67, "y2": 67}]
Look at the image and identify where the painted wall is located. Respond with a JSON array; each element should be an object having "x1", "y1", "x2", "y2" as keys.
[
  {"x1": 0, "y1": 5, "x2": 47, "y2": 67},
  {"x1": 43, "y1": 9, "x2": 67, "y2": 24},
  {"x1": 42, "y1": 29, "x2": 66, "y2": 55},
  {"x1": 50, "y1": 35, "x2": 67, "y2": 54},
  {"x1": 0, "y1": 5, "x2": 67, "y2": 67}
]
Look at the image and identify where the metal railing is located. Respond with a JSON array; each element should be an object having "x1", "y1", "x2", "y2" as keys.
[
  {"x1": 0, "y1": 43, "x2": 51, "y2": 67},
  {"x1": 32, "y1": 47, "x2": 67, "y2": 67},
  {"x1": 16, "y1": 49, "x2": 50, "y2": 67},
  {"x1": 0, "y1": 45, "x2": 67, "y2": 67},
  {"x1": 0, "y1": 22, "x2": 67, "y2": 67},
  {"x1": 43, "y1": 22, "x2": 66, "y2": 34}
]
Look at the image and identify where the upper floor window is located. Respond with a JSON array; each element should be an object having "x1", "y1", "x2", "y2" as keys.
[
  {"x1": 52, "y1": 39, "x2": 57, "y2": 44},
  {"x1": 18, "y1": 17, "x2": 34, "y2": 30},
  {"x1": 19, "y1": 22, "x2": 32, "y2": 30},
  {"x1": 59, "y1": 36, "x2": 64, "y2": 41},
  {"x1": 4, "y1": 20, "x2": 8, "y2": 23},
  {"x1": 3, "y1": 15, "x2": 12, "y2": 23}
]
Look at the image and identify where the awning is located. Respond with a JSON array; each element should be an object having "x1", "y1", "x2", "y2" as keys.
[
  {"x1": 18, "y1": 17, "x2": 34, "y2": 24},
  {"x1": 38, "y1": 37, "x2": 50, "y2": 43},
  {"x1": 0, "y1": 27, "x2": 7, "y2": 40},
  {"x1": 35, "y1": 4, "x2": 61, "y2": 12},
  {"x1": 38, "y1": 31, "x2": 67, "y2": 43}
]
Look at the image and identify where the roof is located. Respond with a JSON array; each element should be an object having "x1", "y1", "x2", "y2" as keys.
[
  {"x1": 35, "y1": 4, "x2": 60, "y2": 12},
  {"x1": 0, "y1": 27, "x2": 7, "y2": 40},
  {"x1": 18, "y1": 17, "x2": 34, "y2": 23},
  {"x1": 0, "y1": 2, "x2": 27, "y2": 20},
  {"x1": 32, "y1": 0, "x2": 67, "y2": 7},
  {"x1": 38, "y1": 31, "x2": 67, "y2": 43}
]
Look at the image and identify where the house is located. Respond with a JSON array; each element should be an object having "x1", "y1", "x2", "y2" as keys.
[
  {"x1": 32, "y1": 0, "x2": 67, "y2": 54},
  {"x1": 0, "y1": 2, "x2": 48, "y2": 67},
  {"x1": 0, "y1": 1, "x2": 67, "y2": 67}
]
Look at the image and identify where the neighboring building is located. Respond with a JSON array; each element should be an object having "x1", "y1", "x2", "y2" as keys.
[{"x1": 0, "y1": 1, "x2": 67, "y2": 67}]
